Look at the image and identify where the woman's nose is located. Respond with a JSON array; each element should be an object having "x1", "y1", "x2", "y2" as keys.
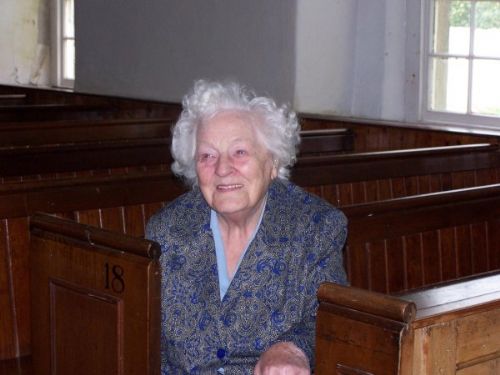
[{"x1": 215, "y1": 154, "x2": 233, "y2": 176}]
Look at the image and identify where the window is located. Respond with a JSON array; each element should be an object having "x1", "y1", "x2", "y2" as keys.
[
  {"x1": 422, "y1": 0, "x2": 500, "y2": 128},
  {"x1": 51, "y1": 0, "x2": 75, "y2": 88}
]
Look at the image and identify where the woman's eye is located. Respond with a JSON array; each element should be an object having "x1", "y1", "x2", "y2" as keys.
[
  {"x1": 235, "y1": 149, "x2": 247, "y2": 156},
  {"x1": 199, "y1": 153, "x2": 215, "y2": 162}
]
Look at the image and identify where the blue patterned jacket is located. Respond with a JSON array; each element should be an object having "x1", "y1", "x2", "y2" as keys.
[{"x1": 146, "y1": 179, "x2": 347, "y2": 374}]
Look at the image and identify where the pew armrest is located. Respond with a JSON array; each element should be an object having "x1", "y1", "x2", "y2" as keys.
[{"x1": 315, "y1": 283, "x2": 416, "y2": 375}]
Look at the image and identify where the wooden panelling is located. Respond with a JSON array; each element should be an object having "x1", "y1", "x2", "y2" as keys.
[
  {"x1": 300, "y1": 115, "x2": 500, "y2": 152},
  {"x1": 0, "y1": 95, "x2": 27, "y2": 105},
  {"x1": 342, "y1": 184, "x2": 500, "y2": 293},
  {"x1": 294, "y1": 144, "x2": 500, "y2": 207},
  {"x1": 0, "y1": 356, "x2": 32, "y2": 375},
  {"x1": 30, "y1": 214, "x2": 160, "y2": 375},
  {"x1": 0, "y1": 118, "x2": 173, "y2": 146}
]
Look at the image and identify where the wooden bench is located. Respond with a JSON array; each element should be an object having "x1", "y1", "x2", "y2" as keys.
[
  {"x1": 1, "y1": 179, "x2": 497, "y2": 369},
  {"x1": 0, "y1": 126, "x2": 352, "y2": 179},
  {"x1": 293, "y1": 143, "x2": 500, "y2": 206},
  {"x1": 0, "y1": 103, "x2": 124, "y2": 122},
  {"x1": 0, "y1": 94, "x2": 27, "y2": 106},
  {"x1": 342, "y1": 183, "x2": 500, "y2": 293},
  {"x1": 300, "y1": 128, "x2": 354, "y2": 155},
  {"x1": 0, "y1": 139, "x2": 171, "y2": 178},
  {"x1": 30, "y1": 213, "x2": 160, "y2": 375},
  {"x1": 0, "y1": 356, "x2": 32, "y2": 375},
  {"x1": 0, "y1": 139, "x2": 497, "y2": 360},
  {"x1": 0, "y1": 117, "x2": 173, "y2": 147},
  {"x1": 0, "y1": 84, "x2": 181, "y2": 119},
  {"x1": 2, "y1": 172, "x2": 498, "y2": 359},
  {"x1": 0, "y1": 171, "x2": 180, "y2": 360},
  {"x1": 1, "y1": 140, "x2": 499, "y2": 357},
  {"x1": 316, "y1": 272, "x2": 500, "y2": 374}
]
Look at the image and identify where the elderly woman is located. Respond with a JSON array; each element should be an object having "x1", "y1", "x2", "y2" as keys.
[{"x1": 146, "y1": 80, "x2": 347, "y2": 374}]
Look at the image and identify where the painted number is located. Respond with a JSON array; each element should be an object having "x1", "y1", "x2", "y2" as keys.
[{"x1": 104, "y1": 263, "x2": 125, "y2": 293}]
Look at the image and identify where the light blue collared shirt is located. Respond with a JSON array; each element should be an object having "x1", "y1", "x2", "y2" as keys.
[{"x1": 210, "y1": 199, "x2": 267, "y2": 300}]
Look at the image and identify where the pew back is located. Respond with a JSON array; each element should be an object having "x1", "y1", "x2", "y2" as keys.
[
  {"x1": 294, "y1": 143, "x2": 500, "y2": 206},
  {"x1": 30, "y1": 213, "x2": 160, "y2": 375},
  {"x1": 342, "y1": 184, "x2": 500, "y2": 293}
]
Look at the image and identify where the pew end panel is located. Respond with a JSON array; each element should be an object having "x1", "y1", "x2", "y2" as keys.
[
  {"x1": 30, "y1": 213, "x2": 161, "y2": 375},
  {"x1": 316, "y1": 282, "x2": 416, "y2": 375},
  {"x1": 316, "y1": 273, "x2": 500, "y2": 375}
]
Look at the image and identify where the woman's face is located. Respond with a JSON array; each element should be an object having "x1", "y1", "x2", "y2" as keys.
[{"x1": 195, "y1": 111, "x2": 277, "y2": 220}]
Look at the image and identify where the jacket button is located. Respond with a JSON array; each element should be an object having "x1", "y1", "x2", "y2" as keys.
[{"x1": 217, "y1": 348, "x2": 226, "y2": 359}]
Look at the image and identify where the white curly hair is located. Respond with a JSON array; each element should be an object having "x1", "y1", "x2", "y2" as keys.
[{"x1": 171, "y1": 79, "x2": 301, "y2": 187}]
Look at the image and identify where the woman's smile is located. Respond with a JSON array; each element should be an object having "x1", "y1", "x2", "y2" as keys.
[{"x1": 216, "y1": 183, "x2": 243, "y2": 191}]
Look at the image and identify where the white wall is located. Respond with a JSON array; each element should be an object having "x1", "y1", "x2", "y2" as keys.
[
  {"x1": 0, "y1": 0, "x2": 421, "y2": 122},
  {"x1": 75, "y1": 0, "x2": 297, "y2": 104},
  {"x1": 295, "y1": 0, "x2": 415, "y2": 121},
  {"x1": 0, "y1": 0, "x2": 50, "y2": 86}
]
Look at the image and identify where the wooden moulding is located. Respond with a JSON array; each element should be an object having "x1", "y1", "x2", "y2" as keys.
[
  {"x1": 30, "y1": 212, "x2": 161, "y2": 259},
  {"x1": 316, "y1": 283, "x2": 416, "y2": 375},
  {"x1": 318, "y1": 282, "x2": 416, "y2": 324}
]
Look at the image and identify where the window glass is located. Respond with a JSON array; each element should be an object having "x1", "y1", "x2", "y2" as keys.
[
  {"x1": 63, "y1": 39, "x2": 75, "y2": 81},
  {"x1": 429, "y1": 56, "x2": 469, "y2": 113},
  {"x1": 63, "y1": 0, "x2": 75, "y2": 39},
  {"x1": 432, "y1": 0, "x2": 470, "y2": 55},
  {"x1": 474, "y1": 1, "x2": 500, "y2": 57},
  {"x1": 426, "y1": 0, "x2": 500, "y2": 122},
  {"x1": 471, "y1": 59, "x2": 500, "y2": 115}
]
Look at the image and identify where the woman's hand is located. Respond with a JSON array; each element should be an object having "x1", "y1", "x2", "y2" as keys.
[{"x1": 254, "y1": 341, "x2": 310, "y2": 375}]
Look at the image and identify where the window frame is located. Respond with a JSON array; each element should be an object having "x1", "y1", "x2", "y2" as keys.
[
  {"x1": 420, "y1": 0, "x2": 500, "y2": 132},
  {"x1": 50, "y1": 0, "x2": 75, "y2": 88}
]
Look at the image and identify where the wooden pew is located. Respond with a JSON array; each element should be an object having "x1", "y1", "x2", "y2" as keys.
[
  {"x1": 1, "y1": 141, "x2": 499, "y2": 359},
  {"x1": 1, "y1": 172, "x2": 498, "y2": 360},
  {"x1": 300, "y1": 128, "x2": 354, "y2": 155},
  {"x1": 0, "y1": 356, "x2": 32, "y2": 375},
  {"x1": 0, "y1": 119, "x2": 351, "y2": 149},
  {"x1": 1, "y1": 178, "x2": 498, "y2": 368},
  {"x1": 342, "y1": 183, "x2": 500, "y2": 294},
  {"x1": 0, "y1": 126, "x2": 352, "y2": 179},
  {"x1": 316, "y1": 272, "x2": 500, "y2": 374},
  {"x1": 0, "y1": 103, "x2": 123, "y2": 122},
  {"x1": 0, "y1": 171, "x2": 180, "y2": 360},
  {"x1": 0, "y1": 117, "x2": 173, "y2": 147},
  {"x1": 30, "y1": 213, "x2": 160, "y2": 375},
  {"x1": 0, "y1": 139, "x2": 171, "y2": 178},
  {"x1": 0, "y1": 94, "x2": 27, "y2": 106},
  {"x1": 0, "y1": 116, "x2": 173, "y2": 181},
  {"x1": 0, "y1": 84, "x2": 181, "y2": 119},
  {"x1": 0, "y1": 141, "x2": 497, "y2": 360},
  {"x1": 293, "y1": 143, "x2": 500, "y2": 206},
  {"x1": 300, "y1": 113, "x2": 500, "y2": 153}
]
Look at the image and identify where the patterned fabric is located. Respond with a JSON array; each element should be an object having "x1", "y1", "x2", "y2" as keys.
[{"x1": 146, "y1": 179, "x2": 347, "y2": 374}]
